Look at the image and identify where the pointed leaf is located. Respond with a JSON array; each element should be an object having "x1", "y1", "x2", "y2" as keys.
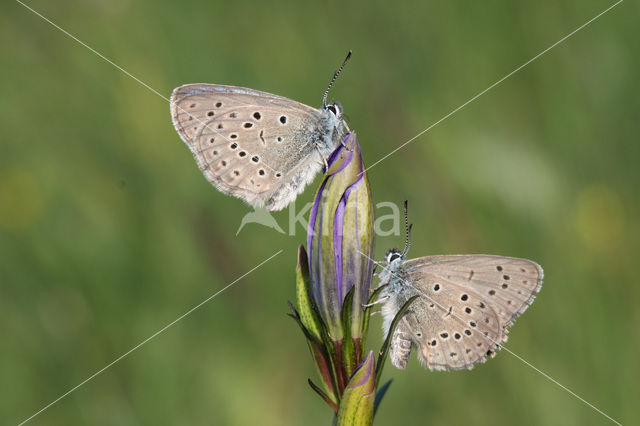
[
  {"x1": 308, "y1": 379, "x2": 339, "y2": 413},
  {"x1": 360, "y1": 283, "x2": 389, "y2": 351},
  {"x1": 340, "y1": 288, "x2": 357, "y2": 378},
  {"x1": 287, "y1": 303, "x2": 336, "y2": 397},
  {"x1": 373, "y1": 379, "x2": 392, "y2": 417},
  {"x1": 296, "y1": 245, "x2": 322, "y2": 339}
]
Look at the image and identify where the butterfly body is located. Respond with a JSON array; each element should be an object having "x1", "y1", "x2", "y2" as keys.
[
  {"x1": 378, "y1": 249, "x2": 543, "y2": 371},
  {"x1": 171, "y1": 84, "x2": 345, "y2": 210}
]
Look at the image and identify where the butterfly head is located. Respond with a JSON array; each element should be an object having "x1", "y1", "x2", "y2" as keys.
[
  {"x1": 324, "y1": 101, "x2": 344, "y2": 121},
  {"x1": 377, "y1": 247, "x2": 405, "y2": 284},
  {"x1": 385, "y1": 248, "x2": 405, "y2": 265}
]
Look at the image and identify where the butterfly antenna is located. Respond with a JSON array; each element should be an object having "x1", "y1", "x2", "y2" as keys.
[
  {"x1": 402, "y1": 200, "x2": 412, "y2": 256},
  {"x1": 323, "y1": 50, "x2": 352, "y2": 108}
]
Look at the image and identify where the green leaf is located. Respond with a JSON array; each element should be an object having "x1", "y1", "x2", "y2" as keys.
[
  {"x1": 308, "y1": 379, "x2": 338, "y2": 413},
  {"x1": 317, "y1": 313, "x2": 344, "y2": 396},
  {"x1": 287, "y1": 303, "x2": 336, "y2": 398},
  {"x1": 373, "y1": 379, "x2": 392, "y2": 417},
  {"x1": 340, "y1": 288, "x2": 357, "y2": 378},
  {"x1": 295, "y1": 245, "x2": 322, "y2": 339},
  {"x1": 360, "y1": 283, "x2": 388, "y2": 351},
  {"x1": 292, "y1": 294, "x2": 345, "y2": 397},
  {"x1": 341, "y1": 287, "x2": 355, "y2": 335},
  {"x1": 375, "y1": 295, "x2": 419, "y2": 386},
  {"x1": 287, "y1": 302, "x2": 318, "y2": 344}
]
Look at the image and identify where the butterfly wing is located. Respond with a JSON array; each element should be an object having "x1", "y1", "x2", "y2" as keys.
[
  {"x1": 171, "y1": 84, "x2": 341, "y2": 210},
  {"x1": 393, "y1": 255, "x2": 542, "y2": 371}
]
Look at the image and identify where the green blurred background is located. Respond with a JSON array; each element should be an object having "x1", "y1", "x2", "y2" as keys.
[{"x1": 1, "y1": 0, "x2": 638, "y2": 424}]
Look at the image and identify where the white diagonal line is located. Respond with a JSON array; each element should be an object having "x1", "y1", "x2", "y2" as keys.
[
  {"x1": 17, "y1": 249, "x2": 283, "y2": 426},
  {"x1": 358, "y1": 250, "x2": 622, "y2": 425},
  {"x1": 496, "y1": 345, "x2": 622, "y2": 425},
  {"x1": 15, "y1": 0, "x2": 167, "y2": 101},
  {"x1": 14, "y1": 0, "x2": 281, "y2": 175},
  {"x1": 363, "y1": 0, "x2": 623, "y2": 174}
]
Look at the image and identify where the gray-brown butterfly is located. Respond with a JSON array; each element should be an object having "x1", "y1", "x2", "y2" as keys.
[
  {"x1": 170, "y1": 52, "x2": 352, "y2": 211},
  {"x1": 377, "y1": 202, "x2": 543, "y2": 371}
]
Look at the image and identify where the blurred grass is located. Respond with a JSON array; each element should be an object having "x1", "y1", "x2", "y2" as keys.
[{"x1": 1, "y1": 0, "x2": 639, "y2": 424}]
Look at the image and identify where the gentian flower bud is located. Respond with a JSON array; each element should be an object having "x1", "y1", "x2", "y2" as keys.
[
  {"x1": 336, "y1": 351, "x2": 376, "y2": 426},
  {"x1": 307, "y1": 132, "x2": 375, "y2": 340}
]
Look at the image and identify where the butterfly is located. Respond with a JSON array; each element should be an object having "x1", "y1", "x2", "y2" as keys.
[
  {"x1": 377, "y1": 202, "x2": 543, "y2": 371},
  {"x1": 170, "y1": 52, "x2": 352, "y2": 211}
]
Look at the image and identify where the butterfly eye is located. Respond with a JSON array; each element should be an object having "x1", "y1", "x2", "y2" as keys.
[
  {"x1": 327, "y1": 105, "x2": 337, "y2": 115},
  {"x1": 389, "y1": 253, "x2": 401, "y2": 262}
]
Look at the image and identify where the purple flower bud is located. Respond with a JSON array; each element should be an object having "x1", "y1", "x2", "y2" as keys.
[
  {"x1": 336, "y1": 351, "x2": 376, "y2": 426},
  {"x1": 307, "y1": 132, "x2": 375, "y2": 339}
]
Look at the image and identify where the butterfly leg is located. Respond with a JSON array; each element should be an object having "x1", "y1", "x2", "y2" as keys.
[
  {"x1": 314, "y1": 144, "x2": 329, "y2": 171},
  {"x1": 339, "y1": 121, "x2": 354, "y2": 152},
  {"x1": 341, "y1": 121, "x2": 353, "y2": 151},
  {"x1": 340, "y1": 138, "x2": 353, "y2": 152}
]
